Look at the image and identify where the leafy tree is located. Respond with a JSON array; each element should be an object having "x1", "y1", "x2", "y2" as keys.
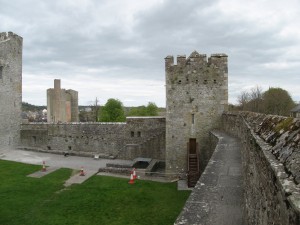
[
  {"x1": 127, "y1": 102, "x2": 158, "y2": 116},
  {"x1": 236, "y1": 86, "x2": 295, "y2": 116},
  {"x1": 99, "y1": 98, "x2": 126, "y2": 122},
  {"x1": 146, "y1": 102, "x2": 158, "y2": 116},
  {"x1": 263, "y1": 87, "x2": 296, "y2": 116},
  {"x1": 22, "y1": 102, "x2": 45, "y2": 111},
  {"x1": 128, "y1": 106, "x2": 147, "y2": 116}
]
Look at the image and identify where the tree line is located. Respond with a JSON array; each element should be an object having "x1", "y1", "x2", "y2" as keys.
[
  {"x1": 79, "y1": 99, "x2": 160, "y2": 122},
  {"x1": 233, "y1": 86, "x2": 296, "y2": 116}
]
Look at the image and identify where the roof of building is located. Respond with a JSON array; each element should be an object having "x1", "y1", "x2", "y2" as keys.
[{"x1": 290, "y1": 104, "x2": 300, "y2": 112}]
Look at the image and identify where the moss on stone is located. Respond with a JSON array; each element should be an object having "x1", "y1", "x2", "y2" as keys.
[{"x1": 274, "y1": 117, "x2": 294, "y2": 133}]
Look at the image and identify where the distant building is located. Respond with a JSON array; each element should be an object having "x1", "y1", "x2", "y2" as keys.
[
  {"x1": 47, "y1": 79, "x2": 78, "y2": 122},
  {"x1": 290, "y1": 104, "x2": 300, "y2": 118}
]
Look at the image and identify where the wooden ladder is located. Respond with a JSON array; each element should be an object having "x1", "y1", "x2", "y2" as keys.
[{"x1": 187, "y1": 140, "x2": 200, "y2": 187}]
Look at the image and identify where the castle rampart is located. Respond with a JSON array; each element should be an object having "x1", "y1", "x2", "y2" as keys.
[{"x1": 222, "y1": 112, "x2": 300, "y2": 224}]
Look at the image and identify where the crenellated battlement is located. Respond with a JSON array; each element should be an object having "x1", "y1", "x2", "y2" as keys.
[
  {"x1": 0, "y1": 31, "x2": 22, "y2": 43},
  {"x1": 165, "y1": 51, "x2": 228, "y2": 87},
  {"x1": 165, "y1": 51, "x2": 227, "y2": 69}
]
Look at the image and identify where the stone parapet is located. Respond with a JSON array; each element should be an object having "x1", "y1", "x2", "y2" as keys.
[{"x1": 222, "y1": 111, "x2": 300, "y2": 225}]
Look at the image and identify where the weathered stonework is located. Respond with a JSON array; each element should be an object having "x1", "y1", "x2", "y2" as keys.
[
  {"x1": 47, "y1": 79, "x2": 79, "y2": 122},
  {"x1": 20, "y1": 117, "x2": 165, "y2": 160},
  {"x1": 222, "y1": 112, "x2": 300, "y2": 225},
  {"x1": 0, "y1": 32, "x2": 22, "y2": 148},
  {"x1": 165, "y1": 51, "x2": 228, "y2": 175}
]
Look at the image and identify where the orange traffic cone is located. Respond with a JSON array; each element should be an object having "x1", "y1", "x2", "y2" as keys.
[
  {"x1": 42, "y1": 161, "x2": 46, "y2": 172},
  {"x1": 128, "y1": 173, "x2": 135, "y2": 184},
  {"x1": 133, "y1": 168, "x2": 137, "y2": 180},
  {"x1": 79, "y1": 167, "x2": 85, "y2": 176}
]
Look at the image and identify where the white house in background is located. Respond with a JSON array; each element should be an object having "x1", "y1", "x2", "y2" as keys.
[{"x1": 290, "y1": 104, "x2": 300, "y2": 118}]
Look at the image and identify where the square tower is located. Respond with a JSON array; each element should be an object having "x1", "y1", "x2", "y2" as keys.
[
  {"x1": 47, "y1": 79, "x2": 79, "y2": 123},
  {"x1": 0, "y1": 32, "x2": 23, "y2": 147},
  {"x1": 165, "y1": 51, "x2": 228, "y2": 181}
]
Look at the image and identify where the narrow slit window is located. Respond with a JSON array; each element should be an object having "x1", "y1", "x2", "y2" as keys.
[
  {"x1": 192, "y1": 114, "x2": 195, "y2": 124},
  {"x1": 0, "y1": 66, "x2": 3, "y2": 79},
  {"x1": 131, "y1": 131, "x2": 134, "y2": 137},
  {"x1": 137, "y1": 131, "x2": 141, "y2": 137}
]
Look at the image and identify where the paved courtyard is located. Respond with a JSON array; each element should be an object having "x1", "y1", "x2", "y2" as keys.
[{"x1": 0, "y1": 147, "x2": 132, "y2": 171}]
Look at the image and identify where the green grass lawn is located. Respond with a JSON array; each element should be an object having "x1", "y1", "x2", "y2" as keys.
[{"x1": 0, "y1": 160, "x2": 190, "y2": 225}]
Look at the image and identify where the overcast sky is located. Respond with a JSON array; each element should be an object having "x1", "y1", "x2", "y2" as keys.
[{"x1": 1, "y1": 0, "x2": 300, "y2": 106}]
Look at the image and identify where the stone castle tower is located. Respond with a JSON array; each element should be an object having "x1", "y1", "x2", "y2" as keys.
[
  {"x1": 47, "y1": 79, "x2": 79, "y2": 123},
  {"x1": 0, "y1": 32, "x2": 22, "y2": 147},
  {"x1": 165, "y1": 51, "x2": 228, "y2": 181}
]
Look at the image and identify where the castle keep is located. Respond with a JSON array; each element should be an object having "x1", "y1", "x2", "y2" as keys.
[
  {"x1": 0, "y1": 32, "x2": 22, "y2": 148},
  {"x1": 165, "y1": 51, "x2": 228, "y2": 182},
  {"x1": 47, "y1": 79, "x2": 79, "y2": 123}
]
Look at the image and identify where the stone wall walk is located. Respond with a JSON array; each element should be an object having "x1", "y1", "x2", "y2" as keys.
[{"x1": 175, "y1": 130, "x2": 244, "y2": 225}]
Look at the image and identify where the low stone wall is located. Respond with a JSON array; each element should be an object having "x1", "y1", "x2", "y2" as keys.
[
  {"x1": 222, "y1": 112, "x2": 300, "y2": 225},
  {"x1": 20, "y1": 117, "x2": 166, "y2": 161}
]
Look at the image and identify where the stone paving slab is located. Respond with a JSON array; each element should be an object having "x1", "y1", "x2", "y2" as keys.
[
  {"x1": 64, "y1": 169, "x2": 98, "y2": 187},
  {"x1": 27, "y1": 167, "x2": 60, "y2": 178},
  {"x1": 177, "y1": 180, "x2": 193, "y2": 191},
  {"x1": 97, "y1": 172, "x2": 170, "y2": 183},
  {"x1": 175, "y1": 130, "x2": 245, "y2": 225}
]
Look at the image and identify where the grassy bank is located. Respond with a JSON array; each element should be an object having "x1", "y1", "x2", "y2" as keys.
[{"x1": 0, "y1": 160, "x2": 190, "y2": 225}]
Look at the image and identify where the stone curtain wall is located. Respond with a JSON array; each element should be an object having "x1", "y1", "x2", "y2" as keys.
[
  {"x1": 222, "y1": 112, "x2": 300, "y2": 225},
  {"x1": 20, "y1": 117, "x2": 165, "y2": 160},
  {"x1": 21, "y1": 122, "x2": 127, "y2": 157},
  {"x1": 118, "y1": 117, "x2": 166, "y2": 160},
  {"x1": 0, "y1": 32, "x2": 22, "y2": 148}
]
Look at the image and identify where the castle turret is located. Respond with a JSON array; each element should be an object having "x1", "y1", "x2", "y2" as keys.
[{"x1": 165, "y1": 51, "x2": 228, "y2": 186}]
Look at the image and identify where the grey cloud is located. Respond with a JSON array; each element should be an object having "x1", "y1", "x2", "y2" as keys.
[{"x1": 1, "y1": 0, "x2": 300, "y2": 106}]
